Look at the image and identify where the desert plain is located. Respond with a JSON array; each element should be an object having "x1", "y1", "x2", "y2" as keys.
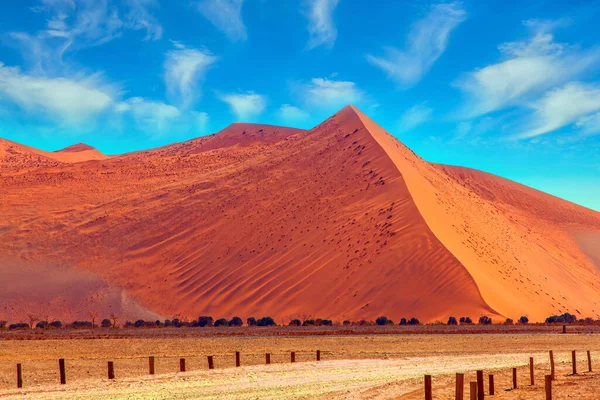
[{"x1": 0, "y1": 326, "x2": 599, "y2": 399}]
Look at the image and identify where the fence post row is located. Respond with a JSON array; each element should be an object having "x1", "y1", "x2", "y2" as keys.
[
  {"x1": 236, "y1": 351, "x2": 241, "y2": 367},
  {"x1": 549, "y1": 351, "x2": 555, "y2": 380},
  {"x1": 572, "y1": 350, "x2": 577, "y2": 375},
  {"x1": 316, "y1": 350, "x2": 321, "y2": 361},
  {"x1": 588, "y1": 350, "x2": 592, "y2": 372},
  {"x1": 530, "y1": 357, "x2": 535, "y2": 385},
  {"x1": 149, "y1": 356, "x2": 155, "y2": 375},
  {"x1": 469, "y1": 381, "x2": 477, "y2": 400},
  {"x1": 512, "y1": 367, "x2": 517, "y2": 389},
  {"x1": 266, "y1": 353, "x2": 271, "y2": 364},
  {"x1": 180, "y1": 358, "x2": 186, "y2": 372},
  {"x1": 545, "y1": 374, "x2": 552, "y2": 400},
  {"x1": 208, "y1": 355, "x2": 214, "y2": 370},
  {"x1": 108, "y1": 361, "x2": 115, "y2": 380}
]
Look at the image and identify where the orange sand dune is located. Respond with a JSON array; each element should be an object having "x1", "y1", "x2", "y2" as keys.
[{"x1": 1, "y1": 106, "x2": 599, "y2": 323}]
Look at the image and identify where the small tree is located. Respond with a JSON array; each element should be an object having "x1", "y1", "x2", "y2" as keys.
[
  {"x1": 478, "y1": 316, "x2": 492, "y2": 325},
  {"x1": 376, "y1": 316, "x2": 393, "y2": 326},
  {"x1": 289, "y1": 319, "x2": 301, "y2": 326},
  {"x1": 343, "y1": 320, "x2": 351, "y2": 326},
  {"x1": 460, "y1": 317, "x2": 473, "y2": 325},
  {"x1": 101, "y1": 319, "x2": 112, "y2": 328},
  {"x1": 36, "y1": 321, "x2": 49, "y2": 329},
  {"x1": 518, "y1": 316, "x2": 529, "y2": 324},
  {"x1": 407, "y1": 317, "x2": 420, "y2": 325},
  {"x1": 109, "y1": 313, "x2": 119, "y2": 328},
  {"x1": 27, "y1": 314, "x2": 39, "y2": 330},
  {"x1": 214, "y1": 318, "x2": 229, "y2": 327},
  {"x1": 0, "y1": 320, "x2": 7, "y2": 329},
  {"x1": 229, "y1": 316, "x2": 243, "y2": 327},
  {"x1": 504, "y1": 318, "x2": 514, "y2": 325},
  {"x1": 50, "y1": 320, "x2": 62, "y2": 329},
  {"x1": 247, "y1": 317, "x2": 257, "y2": 326},
  {"x1": 198, "y1": 316, "x2": 214, "y2": 327},
  {"x1": 447, "y1": 316, "x2": 458, "y2": 325},
  {"x1": 399, "y1": 318, "x2": 407, "y2": 326},
  {"x1": 134, "y1": 319, "x2": 146, "y2": 328},
  {"x1": 257, "y1": 316, "x2": 276, "y2": 326}
]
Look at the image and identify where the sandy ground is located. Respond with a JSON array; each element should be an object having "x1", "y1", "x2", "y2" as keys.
[{"x1": 1, "y1": 333, "x2": 599, "y2": 398}]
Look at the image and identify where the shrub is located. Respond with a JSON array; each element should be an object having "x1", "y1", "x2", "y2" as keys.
[
  {"x1": 9, "y1": 323, "x2": 30, "y2": 330},
  {"x1": 407, "y1": 317, "x2": 420, "y2": 325},
  {"x1": 504, "y1": 318, "x2": 514, "y2": 325},
  {"x1": 172, "y1": 318, "x2": 181, "y2": 327},
  {"x1": 134, "y1": 319, "x2": 146, "y2": 328},
  {"x1": 546, "y1": 313, "x2": 577, "y2": 324},
  {"x1": 302, "y1": 319, "x2": 316, "y2": 326},
  {"x1": 214, "y1": 318, "x2": 229, "y2": 327},
  {"x1": 198, "y1": 316, "x2": 214, "y2": 327},
  {"x1": 49, "y1": 320, "x2": 62, "y2": 329},
  {"x1": 289, "y1": 319, "x2": 302, "y2": 327},
  {"x1": 447, "y1": 316, "x2": 458, "y2": 325},
  {"x1": 320, "y1": 319, "x2": 333, "y2": 326},
  {"x1": 376, "y1": 316, "x2": 393, "y2": 326},
  {"x1": 229, "y1": 316, "x2": 243, "y2": 327},
  {"x1": 69, "y1": 321, "x2": 94, "y2": 329},
  {"x1": 164, "y1": 319, "x2": 172, "y2": 327},
  {"x1": 343, "y1": 320, "x2": 351, "y2": 326},
  {"x1": 518, "y1": 316, "x2": 529, "y2": 324},
  {"x1": 0, "y1": 320, "x2": 7, "y2": 329},
  {"x1": 101, "y1": 319, "x2": 112, "y2": 328},
  {"x1": 247, "y1": 317, "x2": 257, "y2": 326},
  {"x1": 478, "y1": 316, "x2": 492, "y2": 325},
  {"x1": 399, "y1": 318, "x2": 407, "y2": 326},
  {"x1": 36, "y1": 321, "x2": 49, "y2": 329},
  {"x1": 124, "y1": 321, "x2": 134, "y2": 328},
  {"x1": 257, "y1": 316, "x2": 276, "y2": 326},
  {"x1": 459, "y1": 317, "x2": 473, "y2": 325}
]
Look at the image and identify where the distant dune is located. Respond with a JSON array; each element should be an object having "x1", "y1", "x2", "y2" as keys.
[{"x1": 1, "y1": 105, "x2": 599, "y2": 323}]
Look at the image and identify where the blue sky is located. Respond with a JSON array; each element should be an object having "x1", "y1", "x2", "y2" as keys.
[{"x1": 1, "y1": 1, "x2": 600, "y2": 211}]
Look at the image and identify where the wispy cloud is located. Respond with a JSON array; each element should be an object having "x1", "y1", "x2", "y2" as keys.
[
  {"x1": 218, "y1": 91, "x2": 266, "y2": 120},
  {"x1": 367, "y1": 2, "x2": 466, "y2": 88},
  {"x1": 278, "y1": 104, "x2": 309, "y2": 123},
  {"x1": 519, "y1": 82, "x2": 600, "y2": 138},
  {"x1": 0, "y1": 62, "x2": 116, "y2": 127},
  {"x1": 398, "y1": 103, "x2": 432, "y2": 131},
  {"x1": 164, "y1": 42, "x2": 217, "y2": 109},
  {"x1": 454, "y1": 19, "x2": 600, "y2": 118},
  {"x1": 301, "y1": 77, "x2": 363, "y2": 109},
  {"x1": 11, "y1": 0, "x2": 162, "y2": 74},
  {"x1": 197, "y1": 0, "x2": 246, "y2": 42},
  {"x1": 304, "y1": 0, "x2": 339, "y2": 50}
]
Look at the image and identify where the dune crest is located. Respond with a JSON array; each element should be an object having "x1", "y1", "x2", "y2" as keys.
[{"x1": 1, "y1": 106, "x2": 599, "y2": 322}]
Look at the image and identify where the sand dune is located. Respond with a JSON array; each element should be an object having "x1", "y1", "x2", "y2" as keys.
[{"x1": 0, "y1": 105, "x2": 599, "y2": 322}]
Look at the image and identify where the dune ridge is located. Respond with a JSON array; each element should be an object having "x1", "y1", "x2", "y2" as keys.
[{"x1": 1, "y1": 105, "x2": 599, "y2": 322}]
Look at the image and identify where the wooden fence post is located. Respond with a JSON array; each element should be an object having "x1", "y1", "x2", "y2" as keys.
[
  {"x1": 108, "y1": 361, "x2": 115, "y2": 380},
  {"x1": 512, "y1": 367, "x2": 517, "y2": 389},
  {"x1": 545, "y1": 374, "x2": 552, "y2": 400},
  {"x1": 469, "y1": 381, "x2": 477, "y2": 400},
  {"x1": 16, "y1": 364, "x2": 23, "y2": 388},
  {"x1": 562, "y1": 325, "x2": 566, "y2": 334},
  {"x1": 236, "y1": 351, "x2": 241, "y2": 367},
  {"x1": 488, "y1": 374, "x2": 494, "y2": 396},
  {"x1": 424, "y1": 375, "x2": 432, "y2": 400},
  {"x1": 549, "y1": 351, "x2": 555, "y2": 380},
  {"x1": 208, "y1": 355, "x2": 214, "y2": 370},
  {"x1": 59, "y1": 358, "x2": 66, "y2": 385},
  {"x1": 588, "y1": 350, "x2": 592, "y2": 372},
  {"x1": 266, "y1": 353, "x2": 271, "y2": 364},
  {"x1": 572, "y1": 350, "x2": 577, "y2": 375},
  {"x1": 476, "y1": 370, "x2": 484, "y2": 400},
  {"x1": 455, "y1": 373, "x2": 464, "y2": 400},
  {"x1": 180, "y1": 358, "x2": 186, "y2": 372},
  {"x1": 149, "y1": 356, "x2": 155, "y2": 375},
  {"x1": 530, "y1": 357, "x2": 535, "y2": 385},
  {"x1": 291, "y1": 351, "x2": 296, "y2": 363},
  {"x1": 316, "y1": 350, "x2": 321, "y2": 361}
]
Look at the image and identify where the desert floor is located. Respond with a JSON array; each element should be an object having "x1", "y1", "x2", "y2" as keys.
[{"x1": 0, "y1": 330, "x2": 599, "y2": 399}]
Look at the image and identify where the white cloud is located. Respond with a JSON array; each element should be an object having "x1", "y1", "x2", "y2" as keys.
[
  {"x1": 278, "y1": 104, "x2": 309, "y2": 122},
  {"x1": 398, "y1": 103, "x2": 432, "y2": 131},
  {"x1": 123, "y1": 0, "x2": 163, "y2": 41},
  {"x1": 0, "y1": 63, "x2": 115, "y2": 126},
  {"x1": 455, "y1": 20, "x2": 600, "y2": 118},
  {"x1": 575, "y1": 112, "x2": 600, "y2": 136},
  {"x1": 519, "y1": 82, "x2": 600, "y2": 138},
  {"x1": 367, "y1": 2, "x2": 465, "y2": 88},
  {"x1": 302, "y1": 77, "x2": 363, "y2": 109},
  {"x1": 115, "y1": 97, "x2": 181, "y2": 132},
  {"x1": 164, "y1": 42, "x2": 217, "y2": 109},
  {"x1": 192, "y1": 111, "x2": 210, "y2": 132},
  {"x1": 304, "y1": 0, "x2": 339, "y2": 50},
  {"x1": 197, "y1": 0, "x2": 246, "y2": 42},
  {"x1": 218, "y1": 92, "x2": 266, "y2": 120}
]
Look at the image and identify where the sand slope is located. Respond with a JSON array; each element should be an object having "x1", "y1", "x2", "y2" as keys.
[{"x1": 1, "y1": 106, "x2": 599, "y2": 322}]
